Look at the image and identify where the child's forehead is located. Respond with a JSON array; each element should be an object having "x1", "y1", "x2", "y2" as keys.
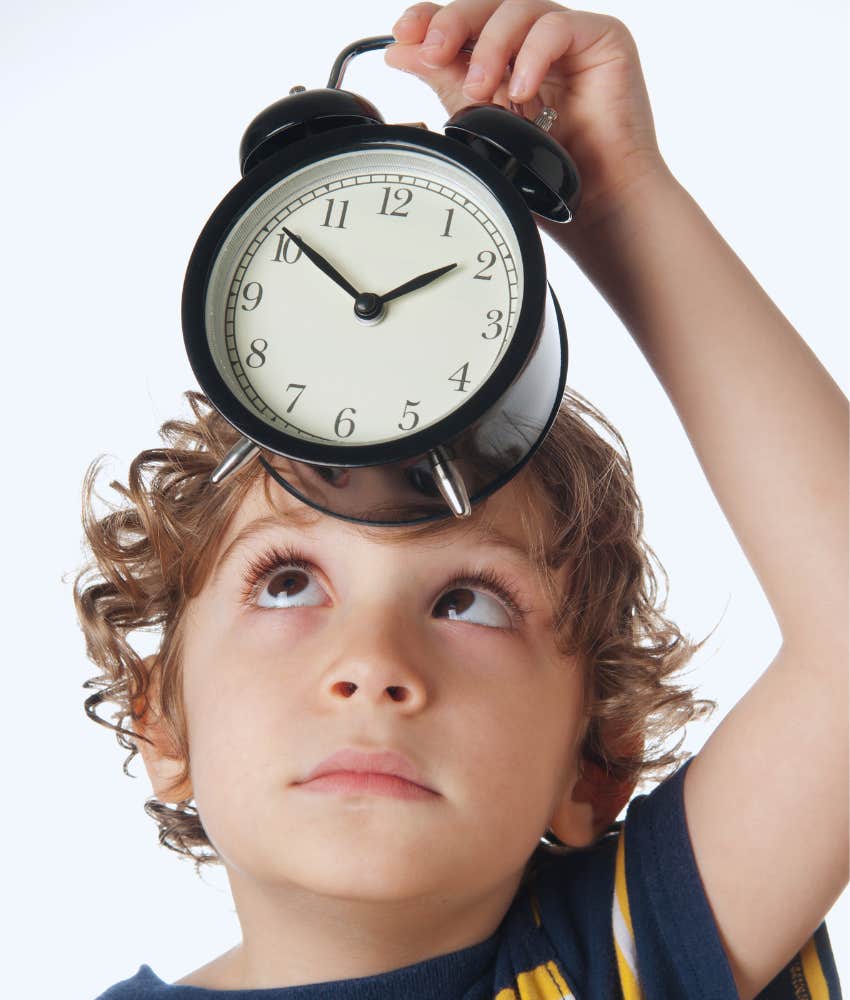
[
  {"x1": 233, "y1": 467, "x2": 539, "y2": 551},
  {"x1": 217, "y1": 463, "x2": 553, "y2": 573}
]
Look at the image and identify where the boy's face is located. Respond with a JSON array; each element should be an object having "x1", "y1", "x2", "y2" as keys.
[{"x1": 148, "y1": 471, "x2": 591, "y2": 960}]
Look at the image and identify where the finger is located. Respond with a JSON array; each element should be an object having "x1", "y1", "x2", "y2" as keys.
[
  {"x1": 408, "y1": 0, "x2": 504, "y2": 69},
  {"x1": 385, "y1": 3, "x2": 482, "y2": 115},
  {"x1": 507, "y1": 8, "x2": 621, "y2": 102},
  {"x1": 459, "y1": 0, "x2": 560, "y2": 103},
  {"x1": 389, "y1": 1, "x2": 442, "y2": 44},
  {"x1": 385, "y1": 3, "x2": 446, "y2": 77}
]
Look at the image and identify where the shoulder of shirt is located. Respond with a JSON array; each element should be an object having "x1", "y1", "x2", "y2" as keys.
[{"x1": 92, "y1": 963, "x2": 165, "y2": 998}]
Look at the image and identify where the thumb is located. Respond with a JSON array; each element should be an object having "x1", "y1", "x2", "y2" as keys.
[{"x1": 384, "y1": 6, "x2": 475, "y2": 118}]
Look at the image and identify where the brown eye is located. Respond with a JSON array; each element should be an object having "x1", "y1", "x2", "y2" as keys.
[
  {"x1": 239, "y1": 546, "x2": 327, "y2": 610},
  {"x1": 267, "y1": 569, "x2": 308, "y2": 600},
  {"x1": 256, "y1": 566, "x2": 326, "y2": 609},
  {"x1": 433, "y1": 586, "x2": 513, "y2": 629}
]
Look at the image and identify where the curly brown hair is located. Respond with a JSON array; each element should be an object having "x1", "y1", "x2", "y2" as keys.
[{"x1": 73, "y1": 387, "x2": 717, "y2": 877}]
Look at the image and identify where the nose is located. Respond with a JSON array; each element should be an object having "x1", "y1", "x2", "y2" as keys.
[{"x1": 320, "y1": 599, "x2": 431, "y2": 709}]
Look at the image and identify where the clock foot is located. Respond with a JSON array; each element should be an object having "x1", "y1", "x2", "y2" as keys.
[
  {"x1": 428, "y1": 448, "x2": 471, "y2": 518},
  {"x1": 210, "y1": 436, "x2": 260, "y2": 485}
]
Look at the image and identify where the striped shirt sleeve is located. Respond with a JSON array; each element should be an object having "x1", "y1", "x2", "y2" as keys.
[{"x1": 612, "y1": 755, "x2": 843, "y2": 998}]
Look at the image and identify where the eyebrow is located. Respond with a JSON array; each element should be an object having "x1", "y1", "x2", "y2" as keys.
[{"x1": 211, "y1": 513, "x2": 537, "y2": 586}]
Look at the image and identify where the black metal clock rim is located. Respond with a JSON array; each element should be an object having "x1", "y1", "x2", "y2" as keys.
[{"x1": 182, "y1": 123, "x2": 547, "y2": 467}]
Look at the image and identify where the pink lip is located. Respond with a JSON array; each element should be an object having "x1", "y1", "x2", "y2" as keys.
[
  {"x1": 295, "y1": 747, "x2": 438, "y2": 795},
  {"x1": 296, "y1": 771, "x2": 438, "y2": 800}
]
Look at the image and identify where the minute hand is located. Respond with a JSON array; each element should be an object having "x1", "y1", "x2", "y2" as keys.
[
  {"x1": 281, "y1": 227, "x2": 360, "y2": 300},
  {"x1": 379, "y1": 263, "x2": 458, "y2": 304}
]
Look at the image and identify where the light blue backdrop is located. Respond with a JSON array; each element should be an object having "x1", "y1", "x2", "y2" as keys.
[{"x1": 2, "y1": 1, "x2": 844, "y2": 995}]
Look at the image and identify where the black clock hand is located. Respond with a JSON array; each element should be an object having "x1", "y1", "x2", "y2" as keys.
[
  {"x1": 379, "y1": 263, "x2": 458, "y2": 304},
  {"x1": 281, "y1": 227, "x2": 361, "y2": 300}
]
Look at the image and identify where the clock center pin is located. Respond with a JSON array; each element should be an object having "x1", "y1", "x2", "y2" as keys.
[{"x1": 354, "y1": 291, "x2": 386, "y2": 325}]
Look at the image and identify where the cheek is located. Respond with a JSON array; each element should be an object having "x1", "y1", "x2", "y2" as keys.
[
  {"x1": 182, "y1": 597, "x2": 294, "y2": 708},
  {"x1": 462, "y1": 666, "x2": 582, "y2": 803},
  {"x1": 185, "y1": 674, "x2": 300, "y2": 869},
  {"x1": 187, "y1": 676, "x2": 274, "y2": 792},
  {"x1": 181, "y1": 625, "x2": 296, "y2": 815}
]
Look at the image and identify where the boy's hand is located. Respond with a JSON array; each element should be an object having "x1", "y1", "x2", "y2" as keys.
[{"x1": 386, "y1": 1, "x2": 669, "y2": 229}]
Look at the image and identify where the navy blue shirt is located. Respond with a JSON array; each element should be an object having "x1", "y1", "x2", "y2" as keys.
[{"x1": 94, "y1": 756, "x2": 842, "y2": 998}]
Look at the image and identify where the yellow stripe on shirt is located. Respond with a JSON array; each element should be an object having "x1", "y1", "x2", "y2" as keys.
[
  {"x1": 612, "y1": 832, "x2": 644, "y2": 1000},
  {"x1": 494, "y1": 960, "x2": 576, "y2": 999},
  {"x1": 799, "y1": 934, "x2": 830, "y2": 1000}
]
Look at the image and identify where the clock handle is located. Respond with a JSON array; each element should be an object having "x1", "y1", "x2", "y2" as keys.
[
  {"x1": 328, "y1": 35, "x2": 483, "y2": 93},
  {"x1": 327, "y1": 35, "x2": 530, "y2": 117},
  {"x1": 210, "y1": 436, "x2": 260, "y2": 485},
  {"x1": 327, "y1": 35, "x2": 397, "y2": 89}
]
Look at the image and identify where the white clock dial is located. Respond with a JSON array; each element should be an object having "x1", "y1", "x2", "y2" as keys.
[{"x1": 205, "y1": 147, "x2": 524, "y2": 446}]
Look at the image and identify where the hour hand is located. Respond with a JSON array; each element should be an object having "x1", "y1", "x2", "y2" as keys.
[
  {"x1": 379, "y1": 263, "x2": 458, "y2": 304},
  {"x1": 281, "y1": 227, "x2": 360, "y2": 300}
]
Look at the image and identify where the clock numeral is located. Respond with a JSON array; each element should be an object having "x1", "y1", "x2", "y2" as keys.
[
  {"x1": 481, "y1": 308, "x2": 503, "y2": 340},
  {"x1": 378, "y1": 186, "x2": 413, "y2": 217},
  {"x1": 398, "y1": 399, "x2": 421, "y2": 432},
  {"x1": 448, "y1": 362, "x2": 471, "y2": 393},
  {"x1": 240, "y1": 282, "x2": 263, "y2": 311},
  {"x1": 271, "y1": 232, "x2": 303, "y2": 263},
  {"x1": 245, "y1": 338, "x2": 268, "y2": 368},
  {"x1": 334, "y1": 406, "x2": 356, "y2": 438},
  {"x1": 321, "y1": 198, "x2": 349, "y2": 229},
  {"x1": 285, "y1": 383, "x2": 305, "y2": 413},
  {"x1": 473, "y1": 250, "x2": 496, "y2": 280},
  {"x1": 441, "y1": 207, "x2": 455, "y2": 237}
]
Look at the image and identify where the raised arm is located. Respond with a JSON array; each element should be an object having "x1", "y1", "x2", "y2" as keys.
[
  {"x1": 541, "y1": 162, "x2": 848, "y2": 998},
  {"x1": 540, "y1": 170, "x2": 848, "y2": 652}
]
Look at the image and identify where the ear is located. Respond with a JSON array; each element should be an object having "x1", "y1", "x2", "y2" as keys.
[
  {"x1": 547, "y1": 725, "x2": 642, "y2": 848},
  {"x1": 130, "y1": 655, "x2": 194, "y2": 804}
]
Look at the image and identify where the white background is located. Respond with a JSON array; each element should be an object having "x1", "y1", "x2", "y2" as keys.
[{"x1": 1, "y1": 1, "x2": 846, "y2": 996}]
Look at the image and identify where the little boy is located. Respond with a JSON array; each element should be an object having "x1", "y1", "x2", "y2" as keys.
[{"x1": 82, "y1": 2, "x2": 848, "y2": 997}]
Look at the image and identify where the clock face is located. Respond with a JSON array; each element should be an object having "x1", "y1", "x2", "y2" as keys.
[{"x1": 203, "y1": 145, "x2": 525, "y2": 448}]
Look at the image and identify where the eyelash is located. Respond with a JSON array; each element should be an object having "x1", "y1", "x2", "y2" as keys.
[{"x1": 237, "y1": 543, "x2": 530, "y2": 628}]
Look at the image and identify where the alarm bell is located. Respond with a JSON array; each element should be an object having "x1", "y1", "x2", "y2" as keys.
[
  {"x1": 444, "y1": 103, "x2": 580, "y2": 222},
  {"x1": 240, "y1": 87, "x2": 385, "y2": 176}
]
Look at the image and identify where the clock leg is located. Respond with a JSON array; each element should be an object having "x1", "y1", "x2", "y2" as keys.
[
  {"x1": 428, "y1": 448, "x2": 472, "y2": 519},
  {"x1": 210, "y1": 436, "x2": 261, "y2": 485}
]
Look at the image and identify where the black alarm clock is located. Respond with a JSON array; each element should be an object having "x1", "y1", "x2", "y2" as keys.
[{"x1": 181, "y1": 35, "x2": 581, "y2": 526}]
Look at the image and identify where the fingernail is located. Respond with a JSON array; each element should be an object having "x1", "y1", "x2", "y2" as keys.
[
  {"x1": 508, "y1": 71, "x2": 528, "y2": 100},
  {"x1": 421, "y1": 28, "x2": 445, "y2": 49},
  {"x1": 393, "y1": 11, "x2": 418, "y2": 31},
  {"x1": 464, "y1": 63, "x2": 485, "y2": 88},
  {"x1": 419, "y1": 28, "x2": 446, "y2": 67}
]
